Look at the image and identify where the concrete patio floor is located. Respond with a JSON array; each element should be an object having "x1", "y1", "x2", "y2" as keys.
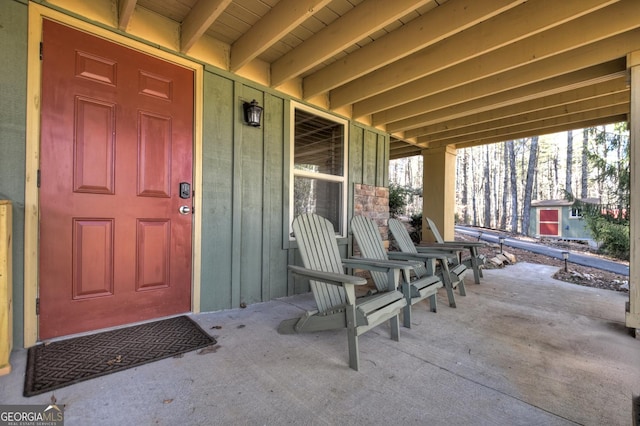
[{"x1": 1, "y1": 262, "x2": 638, "y2": 425}]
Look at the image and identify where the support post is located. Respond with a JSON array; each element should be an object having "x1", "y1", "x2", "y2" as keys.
[
  {"x1": 0, "y1": 201, "x2": 12, "y2": 375},
  {"x1": 421, "y1": 146, "x2": 457, "y2": 242},
  {"x1": 627, "y1": 51, "x2": 640, "y2": 333}
]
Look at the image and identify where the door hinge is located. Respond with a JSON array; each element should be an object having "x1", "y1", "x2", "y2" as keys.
[
  {"x1": 37, "y1": 169, "x2": 41, "y2": 188},
  {"x1": 36, "y1": 298, "x2": 40, "y2": 315},
  {"x1": 40, "y1": 42, "x2": 43, "y2": 60}
]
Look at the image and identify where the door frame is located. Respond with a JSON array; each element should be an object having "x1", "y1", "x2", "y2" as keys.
[
  {"x1": 536, "y1": 207, "x2": 562, "y2": 237},
  {"x1": 25, "y1": 3, "x2": 204, "y2": 347}
]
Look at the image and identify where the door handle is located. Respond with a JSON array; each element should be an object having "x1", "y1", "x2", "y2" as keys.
[{"x1": 179, "y1": 205, "x2": 191, "y2": 215}]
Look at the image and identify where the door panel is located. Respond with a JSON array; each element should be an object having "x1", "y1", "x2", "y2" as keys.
[
  {"x1": 539, "y1": 209, "x2": 559, "y2": 222},
  {"x1": 39, "y1": 20, "x2": 194, "y2": 339},
  {"x1": 539, "y1": 222, "x2": 559, "y2": 236},
  {"x1": 538, "y1": 209, "x2": 560, "y2": 236}
]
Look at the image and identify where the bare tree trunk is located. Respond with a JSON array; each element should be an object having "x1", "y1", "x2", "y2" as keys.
[
  {"x1": 522, "y1": 136, "x2": 539, "y2": 236},
  {"x1": 484, "y1": 146, "x2": 491, "y2": 227},
  {"x1": 596, "y1": 126, "x2": 606, "y2": 198},
  {"x1": 508, "y1": 141, "x2": 518, "y2": 233},
  {"x1": 493, "y1": 144, "x2": 500, "y2": 228},
  {"x1": 471, "y1": 149, "x2": 478, "y2": 226},
  {"x1": 566, "y1": 130, "x2": 573, "y2": 198},
  {"x1": 500, "y1": 141, "x2": 510, "y2": 230},
  {"x1": 461, "y1": 150, "x2": 469, "y2": 223},
  {"x1": 581, "y1": 128, "x2": 589, "y2": 198},
  {"x1": 552, "y1": 145, "x2": 559, "y2": 198}
]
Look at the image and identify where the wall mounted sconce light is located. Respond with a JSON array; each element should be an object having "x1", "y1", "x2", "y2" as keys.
[
  {"x1": 243, "y1": 99, "x2": 263, "y2": 127},
  {"x1": 562, "y1": 251, "x2": 569, "y2": 272},
  {"x1": 499, "y1": 236, "x2": 505, "y2": 254}
]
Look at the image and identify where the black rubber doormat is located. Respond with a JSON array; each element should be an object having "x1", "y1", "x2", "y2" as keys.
[{"x1": 24, "y1": 316, "x2": 215, "y2": 397}]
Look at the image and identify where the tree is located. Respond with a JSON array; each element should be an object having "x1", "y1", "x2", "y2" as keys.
[
  {"x1": 586, "y1": 125, "x2": 630, "y2": 208},
  {"x1": 500, "y1": 142, "x2": 509, "y2": 229},
  {"x1": 521, "y1": 136, "x2": 538, "y2": 236},
  {"x1": 471, "y1": 147, "x2": 479, "y2": 226},
  {"x1": 565, "y1": 130, "x2": 573, "y2": 197},
  {"x1": 581, "y1": 128, "x2": 589, "y2": 198},
  {"x1": 461, "y1": 150, "x2": 469, "y2": 223},
  {"x1": 508, "y1": 140, "x2": 518, "y2": 233},
  {"x1": 483, "y1": 145, "x2": 491, "y2": 227}
]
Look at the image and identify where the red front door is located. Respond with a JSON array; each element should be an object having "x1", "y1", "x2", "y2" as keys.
[{"x1": 39, "y1": 20, "x2": 194, "y2": 339}]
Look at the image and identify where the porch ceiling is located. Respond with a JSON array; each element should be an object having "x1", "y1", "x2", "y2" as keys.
[{"x1": 114, "y1": 0, "x2": 632, "y2": 157}]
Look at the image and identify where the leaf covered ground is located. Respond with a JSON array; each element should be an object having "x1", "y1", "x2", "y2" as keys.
[{"x1": 455, "y1": 231, "x2": 629, "y2": 293}]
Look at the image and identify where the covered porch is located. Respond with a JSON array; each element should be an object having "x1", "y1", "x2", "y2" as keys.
[
  {"x1": 1, "y1": 0, "x2": 639, "y2": 394},
  {"x1": 0, "y1": 263, "x2": 636, "y2": 424}
]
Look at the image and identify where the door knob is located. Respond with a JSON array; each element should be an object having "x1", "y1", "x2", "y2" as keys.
[{"x1": 179, "y1": 205, "x2": 191, "y2": 215}]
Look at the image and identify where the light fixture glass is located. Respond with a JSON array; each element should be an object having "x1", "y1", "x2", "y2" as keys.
[{"x1": 243, "y1": 99, "x2": 263, "y2": 127}]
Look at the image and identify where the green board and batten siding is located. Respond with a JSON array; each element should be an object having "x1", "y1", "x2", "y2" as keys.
[
  {"x1": 198, "y1": 71, "x2": 391, "y2": 312},
  {"x1": 0, "y1": 0, "x2": 28, "y2": 348},
  {"x1": 0, "y1": 0, "x2": 391, "y2": 345}
]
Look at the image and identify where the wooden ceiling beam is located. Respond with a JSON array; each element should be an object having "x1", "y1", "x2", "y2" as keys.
[
  {"x1": 118, "y1": 0, "x2": 137, "y2": 30},
  {"x1": 390, "y1": 145, "x2": 423, "y2": 159},
  {"x1": 374, "y1": 31, "x2": 635, "y2": 127},
  {"x1": 360, "y1": 5, "x2": 640, "y2": 119},
  {"x1": 230, "y1": 0, "x2": 332, "y2": 71},
  {"x1": 302, "y1": 0, "x2": 525, "y2": 99},
  {"x1": 181, "y1": 0, "x2": 233, "y2": 53},
  {"x1": 422, "y1": 104, "x2": 629, "y2": 148},
  {"x1": 330, "y1": 0, "x2": 621, "y2": 109},
  {"x1": 404, "y1": 78, "x2": 629, "y2": 138},
  {"x1": 419, "y1": 92, "x2": 629, "y2": 144},
  {"x1": 451, "y1": 115, "x2": 628, "y2": 150},
  {"x1": 270, "y1": 0, "x2": 432, "y2": 87},
  {"x1": 385, "y1": 65, "x2": 627, "y2": 133}
]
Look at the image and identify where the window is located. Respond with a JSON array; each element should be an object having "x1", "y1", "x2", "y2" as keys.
[
  {"x1": 570, "y1": 207, "x2": 582, "y2": 218},
  {"x1": 290, "y1": 103, "x2": 348, "y2": 237}
]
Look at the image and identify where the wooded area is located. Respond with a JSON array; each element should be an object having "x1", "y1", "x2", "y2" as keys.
[{"x1": 389, "y1": 123, "x2": 630, "y2": 236}]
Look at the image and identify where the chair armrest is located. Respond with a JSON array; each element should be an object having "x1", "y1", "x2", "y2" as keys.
[
  {"x1": 415, "y1": 246, "x2": 463, "y2": 256},
  {"x1": 416, "y1": 242, "x2": 464, "y2": 250},
  {"x1": 288, "y1": 265, "x2": 367, "y2": 286},
  {"x1": 344, "y1": 257, "x2": 422, "y2": 272},
  {"x1": 387, "y1": 252, "x2": 450, "y2": 262},
  {"x1": 441, "y1": 241, "x2": 487, "y2": 248}
]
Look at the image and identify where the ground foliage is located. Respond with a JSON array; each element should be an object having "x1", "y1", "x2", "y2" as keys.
[{"x1": 455, "y1": 231, "x2": 629, "y2": 293}]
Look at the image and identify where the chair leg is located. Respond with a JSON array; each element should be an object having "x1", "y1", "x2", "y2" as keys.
[
  {"x1": 390, "y1": 314, "x2": 400, "y2": 342},
  {"x1": 402, "y1": 304, "x2": 412, "y2": 328},
  {"x1": 440, "y1": 262, "x2": 457, "y2": 308},
  {"x1": 457, "y1": 273, "x2": 467, "y2": 297},
  {"x1": 471, "y1": 257, "x2": 481, "y2": 284},
  {"x1": 346, "y1": 294, "x2": 360, "y2": 371},
  {"x1": 429, "y1": 293, "x2": 437, "y2": 313},
  {"x1": 401, "y1": 277, "x2": 412, "y2": 328},
  {"x1": 347, "y1": 328, "x2": 359, "y2": 371}
]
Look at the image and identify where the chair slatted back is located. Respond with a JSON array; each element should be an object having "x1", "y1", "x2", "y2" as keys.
[
  {"x1": 425, "y1": 217, "x2": 445, "y2": 244},
  {"x1": 350, "y1": 216, "x2": 391, "y2": 292},
  {"x1": 292, "y1": 213, "x2": 346, "y2": 313},
  {"x1": 388, "y1": 218, "x2": 429, "y2": 277}
]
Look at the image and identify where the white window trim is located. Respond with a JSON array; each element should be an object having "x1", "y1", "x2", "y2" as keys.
[{"x1": 289, "y1": 101, "x2": 349, "y2": 239}]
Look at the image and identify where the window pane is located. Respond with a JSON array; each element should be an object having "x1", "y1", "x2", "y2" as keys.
[
  {"x1": 294, "y1": 176, "x2": 343, "y2": 233},
  {"x1": 294, "y1": 109, "x2": 344, "y2": 176}
]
